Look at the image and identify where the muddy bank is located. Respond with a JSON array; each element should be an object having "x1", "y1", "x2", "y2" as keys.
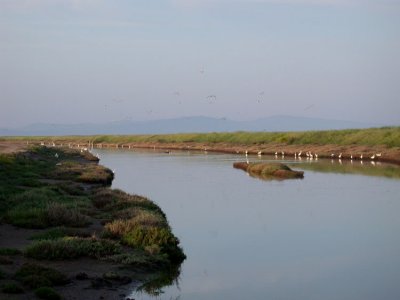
[
  {"x1": 0, "y1": 146, "x2": 185, "y2": 300},
  {"x1": 35, "y1": 141, "x2": 400, "y2": 165},
  {"x1": 2, "y1": 139, "x2": 400, "y2": 165},
  {"x1": 234, "y1": 162, "x2": 304, "y2": 180}
]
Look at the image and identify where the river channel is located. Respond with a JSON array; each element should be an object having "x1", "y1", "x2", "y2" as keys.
[{"x1": 92, "y1": 149, "x2": 400, "y2": 300}]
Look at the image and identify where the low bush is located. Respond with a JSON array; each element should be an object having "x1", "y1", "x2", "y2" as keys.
[
  {"x1": 35, "y1": 287, "x2": 62, "y2": 300},
  {"x1": 0, "y1": 248, "x2": 21, "y2": 256},
  {"x1": 1, "y1": 282, "x2": 24, "y2": 294},
  {"x1": 30, "y1": 227, "x2": 91, "y2": 241},
  {"x1": 15, "y1": 263, "x2": 69, "y2": 288},
  {"x1": 24, "y1": 237, "x2": 122, "y2": 260}
]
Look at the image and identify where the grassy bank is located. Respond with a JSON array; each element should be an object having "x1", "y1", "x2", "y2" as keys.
[
  {"x1": 2, "y1": 126, "x2": 400, "y2": 147},
  {"x1": 0, "y1": 146, "x2": 185, "y2": 299}
]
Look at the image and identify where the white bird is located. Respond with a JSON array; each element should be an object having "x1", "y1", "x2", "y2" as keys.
[
  {"x1": 54, "y1": 153, "x2": 58, "y2": 158},
  {"x1": 376, "y1": 153, "x2": 382, "y2": 157},
  {"x1": 371, "y1": 154, "x2": 375, "y2": 160},
  {"x1": 360, "y1": 154, "x2": 363, "y2": 160},
  {"x1": 294, "y1": 153, "x2": 297, "y2": 158},
  {"x1": 315, "y1": 153, "x2": 318, "y2": 159},
  {"x1": 350, "y1": 154, "x2": 353, "y2": 160},
  {"x1": 331, "y1": 153, "x2": 335, "y2": 158},
  {"x1": 281, "y1": 151, "x2": 285, "y2": 156},
  {"x1": 275, "y1": 152, "x2": 278, "y2": 156},
  {"x1": 298, "y1": 151, "x2": 302, "y2": 157},
  {"x1": 245, "y1": 150, "x2": 248, "y2": 156},
  {"x1": 257, "y1": 151, "x2": 262, "y2": 157}
]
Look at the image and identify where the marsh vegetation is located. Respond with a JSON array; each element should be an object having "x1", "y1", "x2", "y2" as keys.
[{"x1": 0, "y1": 146, "x2": 185, "y2": 299}]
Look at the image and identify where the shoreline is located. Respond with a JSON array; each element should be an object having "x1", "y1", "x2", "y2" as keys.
[
  {"x1": 22, "y1": 141, "x2": 400, "y2": 166},
  {"x1": 0, "y1": 145, "x2": 185, "y2": 300}
]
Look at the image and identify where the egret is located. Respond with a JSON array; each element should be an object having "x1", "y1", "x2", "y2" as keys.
[
  {"x1": 245, "y1": 150, "x2": 248, "y2": 157},
  {"x1": 257, "y1": 151, "x2": 262, "y2": 157},
  {"x1": 331, "y1": 153, "x2": 335, "y2": 158},
  {"x1": 371, "y1": 154, "x2": 375, "y2": 160},
  {"x1": 338, "y1": 153, "x2": 342, "y2": 159},
  {"x1": 376, "y1": 153, "x2": 382, "y2": 157},
  {"x1": 298, "y1": 151, "x2": 302, "y2": 157},
  {"x1": 360, "y1": 154, "x2": 363, "y2": 160}
]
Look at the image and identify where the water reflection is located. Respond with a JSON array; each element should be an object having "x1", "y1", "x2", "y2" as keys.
[
  {"x1": 289, "y1": 159, "x2": 400, "y2": 179},
  {"x1": 134, "y1": 266, "x2": 182, "y2": 297},
  {"x1": 93, "y1": 149, "x2": 400, "y2": 300}
]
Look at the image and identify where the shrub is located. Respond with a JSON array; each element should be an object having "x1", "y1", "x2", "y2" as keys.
[
  {"x1": 0, "y1": 268, "x2": 5, "y2": 279},
  {"x1": 14, "y1": 263, "x2": 69, "y2": 288},
  {"x1": 1, "y1": 282, "x2": 24, "y2": 294},
  {"x1": 45, "y1": 203, "x2": 90, "y2": 227},
  {"x1": 30, "y1": 227, "x2": 91, "y2": 241},
  {"x1": 0, "y1": 248, "x2": 21, "y2": 256},
  {"x1": 35, "y1": 287, "x2": 62, "y2": 300},
  {"x1": 24, "y1": 237, "x2": 122, "y2": 260},
  {"x1": 104, "y1": 210, "x2": 167, "y2": 237},
  {"x1": 122, "y1": 226, "x2": 178, "y2": 251}
]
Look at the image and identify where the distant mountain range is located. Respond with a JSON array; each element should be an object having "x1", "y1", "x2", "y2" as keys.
[{"x1": 0, "y1": 116, "x2": 388, "y2": 136}]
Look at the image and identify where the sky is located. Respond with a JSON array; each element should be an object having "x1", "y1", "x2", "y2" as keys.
[{"x1": 1, "y1": 0, "x2": 399, "y2": 128}]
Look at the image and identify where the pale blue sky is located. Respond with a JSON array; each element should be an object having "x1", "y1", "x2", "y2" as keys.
[{"x1": 1, "y1": 0, "x2": 399, "y2": 127}]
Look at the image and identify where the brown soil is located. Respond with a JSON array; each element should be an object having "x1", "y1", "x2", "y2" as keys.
[
  {"x1": 0, "y1": 141, "x2": 30, "y2": 154},
  {"x1": 233, "y1": 162, "x2": 304, "y2": 180}
]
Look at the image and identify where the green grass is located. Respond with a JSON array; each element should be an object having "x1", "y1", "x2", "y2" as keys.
[
  {"x1": 15, "y1": 263, "x2": 69, "y2": 289},
  {"x1": 29, "y1": 227, "x2": 91, "y2": 241},
  {"x1": 35, "y1": 287, "x2": 62, "y2": 300},
  {"x1": 0, "y1": 146, "x2": 185, "y2": 283},
  {"x1": 92, "y1": 189, "x2": 185, "y2": 263},
  {"x1": 0, "y1": 248, "x2": 22, "y2": 256},
  {"x1": 6, "y1": 126, "x2": 399, "y2": 147},
  {"x1": 1, "y1": 282, "x2": 24, "y2": 294},
  {"x1": 4, "y1": 188, "x2": 91, "y2": 228},
  {"x1": 24, "y1": 237, "x2": 122, "y2": 260}
]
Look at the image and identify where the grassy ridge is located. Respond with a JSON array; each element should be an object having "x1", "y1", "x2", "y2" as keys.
[{"x1": 3, "y1": 126, "x2": 400, "y2": 147}]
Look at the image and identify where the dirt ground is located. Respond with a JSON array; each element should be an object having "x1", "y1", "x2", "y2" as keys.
[{"x1": 0, "y1": 141, "x2": 30, "y2": 154}]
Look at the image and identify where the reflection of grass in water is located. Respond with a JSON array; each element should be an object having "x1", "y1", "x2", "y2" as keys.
[
  {"x1": 137, "y1": 266, "x2": 181, "y2": 297},
  {"x1": 293, "y1": 161, "x2": 400, "y2": 179}
]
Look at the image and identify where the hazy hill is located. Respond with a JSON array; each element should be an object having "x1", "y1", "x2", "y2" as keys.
[{"x1": 0, "y1": 116, "x2": 384, "y2": 136}]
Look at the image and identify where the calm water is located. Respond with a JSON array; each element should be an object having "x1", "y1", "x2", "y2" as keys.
[{"x1": 92, "y1": 149, "x2": 400, "y2": 300}]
